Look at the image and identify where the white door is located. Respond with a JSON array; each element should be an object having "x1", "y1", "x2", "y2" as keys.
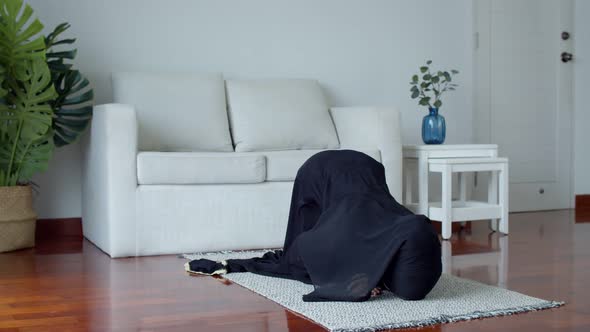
[{"x1": 474, "y1": 0, "x2": 574, "y2": 211}]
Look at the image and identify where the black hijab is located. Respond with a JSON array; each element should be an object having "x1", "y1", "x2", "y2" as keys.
[{"x1": 188, "y1": 150, "x2": 442, "y2": 302}]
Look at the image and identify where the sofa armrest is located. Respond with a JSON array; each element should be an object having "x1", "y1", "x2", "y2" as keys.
[
  {"x1": 81, "y1": 103, "x2": 138, "y2": 257},
  {"x1": 330, "y1": 107, "x2": 402, "y2": 199}
]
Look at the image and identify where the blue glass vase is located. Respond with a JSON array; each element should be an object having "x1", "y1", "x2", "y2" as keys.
[{"x1": 422, "y1": 107, "x2": 446, "y2": 144}]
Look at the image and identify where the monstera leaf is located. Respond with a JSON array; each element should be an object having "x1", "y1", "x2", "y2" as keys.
[
  {"x1": 45, "y1": 23, "x2": 93, "y2": 147},
  {"x1": 0, "y1": 58, "x2": 56, "y2": 186},
  {"x1": 45, "y1": 23, "x2": 76, "y2": 73},
  {"x1": 0, "y1": 0, "x2": 46, "y2": 72},
  {"x1": 0, "y1": 0, "x2": 47, "y2": 138},
  {"x1": 0, "y1": 0, "x2": 56, "y2": 186}
]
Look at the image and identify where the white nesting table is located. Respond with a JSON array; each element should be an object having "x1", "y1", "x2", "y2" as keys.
[{"x1": 402, "y1": 144, "x2": 498, "y2": 217}]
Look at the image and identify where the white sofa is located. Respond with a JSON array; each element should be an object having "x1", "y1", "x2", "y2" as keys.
[{"x1": 81, "y1": 73, "x2": 403, "y2": 258}]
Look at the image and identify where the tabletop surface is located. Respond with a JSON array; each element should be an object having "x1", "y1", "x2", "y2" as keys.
[{"x1": 403, "y1": 144, "x2": 498, "y2": 151}]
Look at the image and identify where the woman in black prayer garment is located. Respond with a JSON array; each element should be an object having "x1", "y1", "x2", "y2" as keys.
[{"x1": 186, "y1": 150, "x2": 442, "y2": 302}]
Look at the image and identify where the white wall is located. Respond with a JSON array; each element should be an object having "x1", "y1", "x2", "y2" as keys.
[
  {"x1": 574, "y1": 0, "x2": 590, "y2": 195},
  {"x1": 28, "y1": 0, "x2": 474, "y2": 218}
]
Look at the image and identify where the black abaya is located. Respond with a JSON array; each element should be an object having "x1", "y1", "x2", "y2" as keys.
[{"x1": 187, "y1": 150, "x2": 442, "y2": 302}]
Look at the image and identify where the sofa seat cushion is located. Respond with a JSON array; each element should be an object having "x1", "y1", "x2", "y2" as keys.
[
  {"x1": 113, "y1": 72, "x2": 233, "y2": 152},
  {"x1": 226, "y1": 79, "x2": 340, "y2": 152},
  {"x1": 264, "y1": 149, "x2": 381, "y2": 182},
  {"x1": 137, "y1": 152, "x2": 266, "y2": 185}
]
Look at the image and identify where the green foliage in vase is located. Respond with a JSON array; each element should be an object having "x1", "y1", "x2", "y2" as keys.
[
  {"x1": 410, "y1": 60, "x2": 459, "y2": 109},
  {"x1": 0, "y1": 0, "x2": 56, "y2": 186}
]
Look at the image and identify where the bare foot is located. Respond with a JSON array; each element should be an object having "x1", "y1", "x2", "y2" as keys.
[{"x1": 370, "y1": 287, "x2": 383, "y2": 297}]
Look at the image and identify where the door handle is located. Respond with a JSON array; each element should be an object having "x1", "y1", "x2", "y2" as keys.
[{"x1": 561, "y1": 52, "x2": 573, "y2": 63}]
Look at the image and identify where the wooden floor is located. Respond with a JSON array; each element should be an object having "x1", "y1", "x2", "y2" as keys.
[{"x1": 1, "y1": 210, "x2": 589, "y2": 331}]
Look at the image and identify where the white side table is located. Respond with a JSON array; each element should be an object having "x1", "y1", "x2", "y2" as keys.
[
  {"x1": 402, "y1": 144, "x2": 499, "y2": 228},
  {"x1": 428, "y1": 157, "x2": 509, "y2": 239}
]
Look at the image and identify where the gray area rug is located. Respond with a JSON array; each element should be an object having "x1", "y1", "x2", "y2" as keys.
[{"x1": 183, "y1": 250, "x2": 563, "y2": 331}]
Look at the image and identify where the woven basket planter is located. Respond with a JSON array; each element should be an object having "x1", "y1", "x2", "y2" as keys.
[{"x1": 0, "y1": 185, "x2": 37, "y2": 253}]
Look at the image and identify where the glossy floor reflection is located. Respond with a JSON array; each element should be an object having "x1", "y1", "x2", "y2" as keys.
[
  {"x1": 442, "y1": 233, "x2": 508, "y2": 288},
  {"x1": 0, "y1": 210, "x2": 588, "y2": 331}
]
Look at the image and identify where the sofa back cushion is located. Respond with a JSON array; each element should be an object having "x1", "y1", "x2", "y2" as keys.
[
  {"x1": 113, "y1": 72, "x2": 233, "y2": 152},
  {"x1": 226, "y1": 79, "x2": 340, "y2": 152}
]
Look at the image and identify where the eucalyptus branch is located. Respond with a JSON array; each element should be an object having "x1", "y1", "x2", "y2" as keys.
[
  {"x1": 409, "y1": 60, "x2": 459, "y2": 110},
  {"x1": 427, "y1": 68, "x2": 438, "y2": 102}
]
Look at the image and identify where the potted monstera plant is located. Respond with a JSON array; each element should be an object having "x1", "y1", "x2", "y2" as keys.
[{"x1": 0, "y1": 0, "x2": 93, "y2": 252}]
